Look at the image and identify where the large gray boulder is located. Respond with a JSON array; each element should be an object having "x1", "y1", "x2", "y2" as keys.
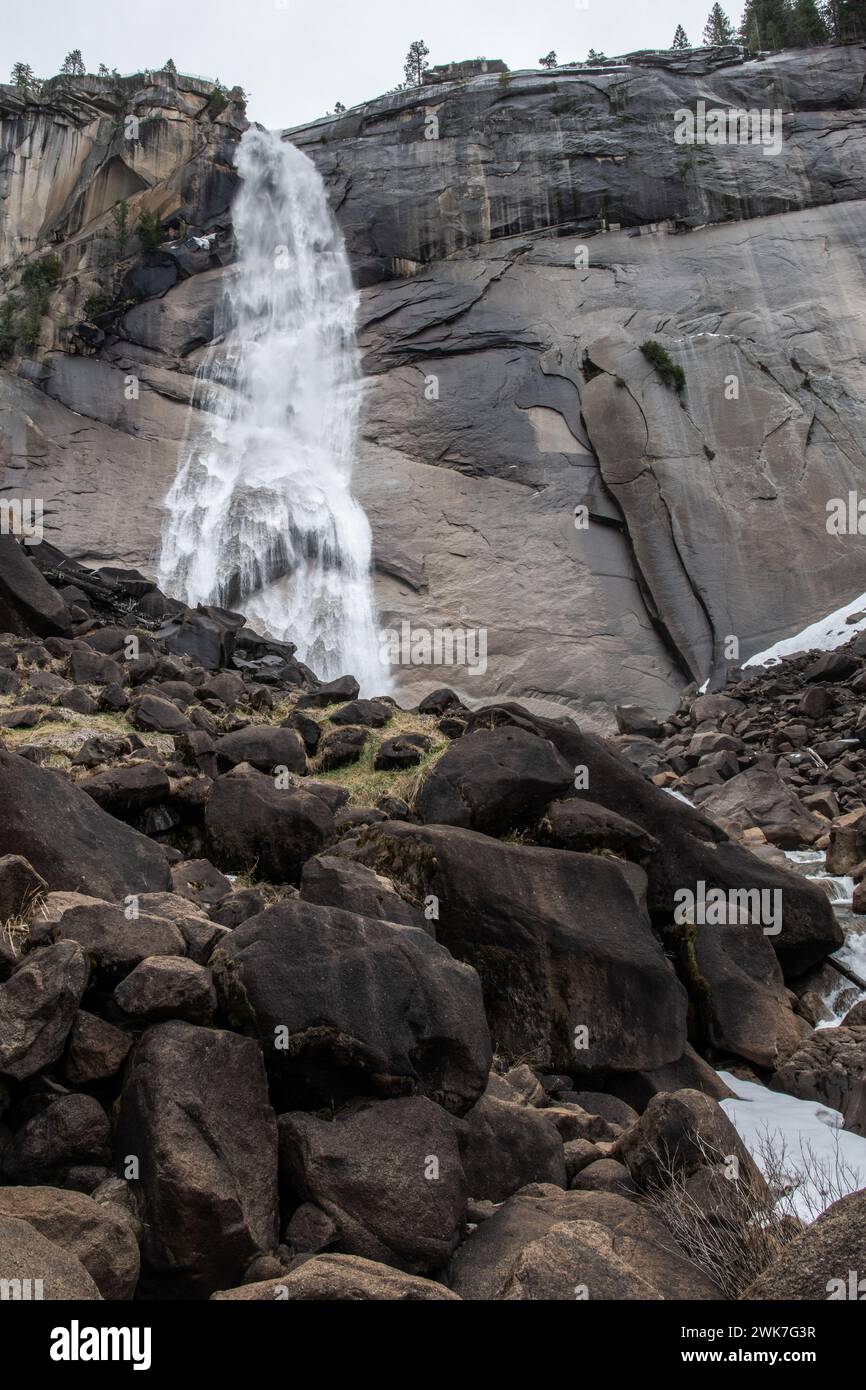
[
  {"x1": 538, "y1": 798, "x2": 657, "y2": 865},
  {"x1": 689, "y1": 918, "x2": 807, "y2": 1071},
  {"x1": 0, "y1": 1215, "x2": 102, "y2": 1300},
  {"x1": 448, "y1": 1185, "x2": 721, "y2": 1300},
  {"x1": 211, "y1": 1254, "x2": 461, "y2": 1300},
  {"x1": 470, "y1": 706, "x2": 840, "y2": 977},
  {"x1": 699, "y1": 768, "x2": 826, "y2": 848},
  {"x1": 44, "y1": 894, "x2": 186, "y2": 977},
  {"x1": 204, "y1": 767, "x2": 335, "y2": 883},
  {"x1": 299, "y1": 854, "x2": 425, "y2": 929},
  {"x1": 213, "y1": 725, "x2": 307, "y2": 774},
  {"x1": 0, "y1": 1187, "x2": 139, "y2": 1299},
  {"x1": 0, "y1": 534, "x2": 72, "y2": 637},
  {"x1": 615, "y1": 1088, "x2": 765, "y2": 1197},
  {"x1": 2, "y1": 1094, "x2": 111, "y2": 1186},
  {"x1": 458, "y1": 1092, "x2": 567, "y2": 1202},
  {"x1": 742, "y1": 1188, "x2": 866, "y2": 1301},
  {"x1": 279, "y1": 1097, "x2": 465, "y2": 1274},
  {"x1": 352, "y1": 821, "x2": 687, "y2": 1077},
  {"x1": 414, "y1": 726, "x2": 574, "y2": 833},
  {"x1": 771, "y1": 1027, "x2": 866, "y2": 1135},
  {"x1": 211, "y1": 896, "x2": 491, "y2": 1114},
  {"x1": 0, "y1": 941, "x2": 89, "y2": 1080},
  {"x1": 0, "y1": 750, "x2": 171, "y2": 899},
  {"x1": 113, "y1": 956, "x2": 217, "y2": 1025},
  {"x1": 115, "y1": 1021, "x2": 279, "y2": 1298}
]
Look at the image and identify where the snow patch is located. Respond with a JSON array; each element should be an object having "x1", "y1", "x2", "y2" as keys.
[
  {"x1": 719, "y1": 1071, "x2": 866, "y2": 1219},
  {"x1": 744, "y1": 592, "x2": 866, "y2": 668}
]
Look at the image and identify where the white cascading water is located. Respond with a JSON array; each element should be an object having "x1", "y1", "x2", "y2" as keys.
[{"x1": 157, "y1": 126, "x2": 385, "y2": 694}]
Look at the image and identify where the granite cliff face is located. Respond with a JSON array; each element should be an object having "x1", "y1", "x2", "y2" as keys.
[{"x1": 2, "y1": 49, "x2": 866, "y2": 723}]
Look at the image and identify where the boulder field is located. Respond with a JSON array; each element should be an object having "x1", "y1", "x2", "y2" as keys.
[{"x1": 0, "y1": 536, "x2": 863, "y2": 1300}]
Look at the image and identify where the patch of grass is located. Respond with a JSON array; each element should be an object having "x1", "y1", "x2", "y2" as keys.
[
  {"x1": 1, "y1": 710, "x2": 172, "y2": 761},
  {"x1": 227, "y1": 868, "x2": 291, "y2": 904},
  {"x1": 311, "y1": 709, "x2": 449, "y2": 807},
  {"x1": 640, "y1": 339, "x2": 685, "y2": 393},
  {"x1": 1, "y1": 914, "x2": 32, "y2": 960}
]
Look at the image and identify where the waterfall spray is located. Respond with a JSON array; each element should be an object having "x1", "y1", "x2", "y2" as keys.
[{"x1": 157, "y1": 127, "x2": 385, "y2": 694}]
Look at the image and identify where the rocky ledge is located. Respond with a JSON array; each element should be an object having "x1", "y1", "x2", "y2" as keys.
[{"x1": 0, "y1": 533, "x2": 863, "y2": 1301}]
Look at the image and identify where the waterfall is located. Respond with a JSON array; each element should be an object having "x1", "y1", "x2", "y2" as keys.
[{"x1": 157, "y1": 126, "x2": 385, "y2": 695}]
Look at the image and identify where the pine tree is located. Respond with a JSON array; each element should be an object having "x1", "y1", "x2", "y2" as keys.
[
  {"x1": 834, "y1": 0, "x2": 866, "y2": 37},
  {"x1": 163, "y1": 58, "x2": 177, "y2": 72},
  {"x1": 738, "y1": 0, "x2": 794, "y2": 48},
  {"x1": 60, "y1": 49, "x2": 85, "y2": 76},
  {"x1": 672, "y1": 25, "x2": 691, "y2": 47},
  {"x1": 98, "y1": 63, "x2": 109, "y2": 77},
  {"x1": 403, "y1": 40, "x2": 430, "y2": 86},
  {"x1": 334, "y1": 101, "x2": 346, "y2": 113},
  {"x1": 790, "y1": 0, "x2": 831, "y2": 41},
  {"x1": 138, "y1": 210, "x2": 163, "y2": 251},
  {"x1": 539, "y1": 50, "x2": 558, "y2": 68},
  {"x1": 703, "y1": 3, "x2": 736, "y2": 44},
  {"x1": 10, "y1": 62, "x2": 37, "y2": 94},
  {"x1": 586, "y1": 48, "x2": 609, "y2": 62}
]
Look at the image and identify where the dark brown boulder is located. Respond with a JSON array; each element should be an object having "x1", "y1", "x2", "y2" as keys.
[
  {"x1": 415, "y1": 726, "x2": 574, "y2": 834},
  {"x1": 0, "y1": 750, "x2": 171, "y2": 899},
  {"x1": 114, "y1": 1021, "x2": 279, "y2": 1298},
  {"x1": 204, "y1": 767, "x2": 335, "y2": 883},
  {"x1": 211, "y1": 896, "x2": 491, "y2": 1113}
]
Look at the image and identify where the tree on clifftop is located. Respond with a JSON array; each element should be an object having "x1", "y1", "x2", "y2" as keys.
[
  {"x1": 739, "y1": 0, "x2": 794, "y2": 48},
  {"x1": 10, "y1": 63, "x2": 40, "y2": 95},
  {"x1": 539, "y1": 50, "x2": 558, "y2": 68},
  {"x1": 403, "y1": 40, "x2": 430, "y2": 86},
  {"x1": 60, "y1": 49, "x2": 86, "y2": 76},
  {"x1": 789, "y1": 0, "x2": 830, "y2": 42},
  {"x1": 672, "y1": 25, "x2": 691, "y2": 47},
  {"x1": 703, "y1": 3, "x2": 736, "y2": 44}
]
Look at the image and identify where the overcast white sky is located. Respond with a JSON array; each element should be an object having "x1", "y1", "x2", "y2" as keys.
[{"x1": 6, "y1": 0, "x2": 747, "y2": 129}]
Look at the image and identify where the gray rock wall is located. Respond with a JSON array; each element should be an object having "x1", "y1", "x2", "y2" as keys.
[{"x1": 2, "y1": 50, "x2": 866, "y2": 723}]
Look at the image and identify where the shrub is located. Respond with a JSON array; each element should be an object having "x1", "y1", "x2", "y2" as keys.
[
  {"x1": 0, "y1": 298, "x2": 17, "y2": 361},
  {"x1": 640, "y1": 339, "x2": 685, "y2": 392},
  {"x1": 137, "y1": 210, "x2": 163, "y2": 252},
  {"x1": 20, "y1": 255, "x2": 61, "y2": 291},
  {"x1": 206, "y1": 81, "x2": 229, "y2": 119},
  {"x1": 83, "y1": 291, "x2": 111, "y2": 319},
  {"x1": 642, "y1": 1127, "x2": 862, "y2": 1299}
]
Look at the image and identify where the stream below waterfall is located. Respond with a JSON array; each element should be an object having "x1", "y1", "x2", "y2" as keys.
[{"x1": 784, "y1": 849, "x2": 866, "y2": 1022}]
